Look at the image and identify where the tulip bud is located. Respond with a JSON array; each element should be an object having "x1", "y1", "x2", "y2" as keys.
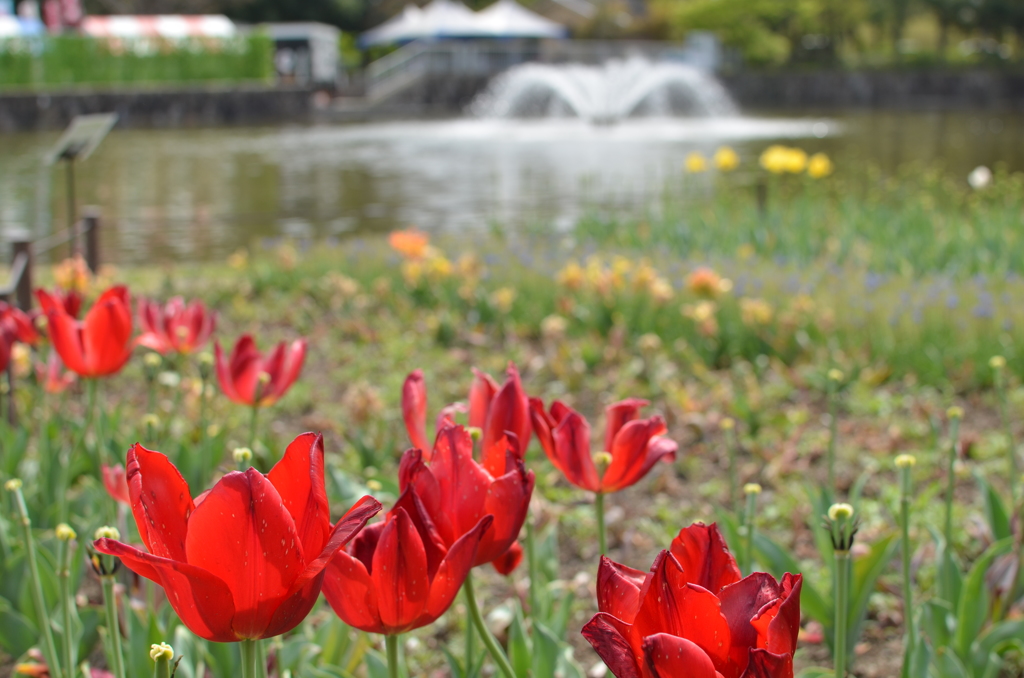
[
  {"x1": 366, "y1": 479, "x2": 383, "y2": 492},
  {"x1": 56, "y1": 523, "x2": 77, "y2": 542},
  {"x1": 743, "y1": 482, "x2": 762, "y2": 495},
  {"x1": 828, "y1": 503, "x2": 853, "y2": 521},
  {"x1": 990, "y1": 355, "x2": 1006, "y2": 370},
  {"x1": 947, "y1": 406, "x2": 964, "y2": 420},
  {"x1": 233, "y1": 447, "x2": 253, "y2": 466},
  {"x1": 828, "y1": 368, "x2": 843, "y2": 382},
  {"x1": 720, "y1": 417, "x2": 735, "y2": 431},
  {"x1": 198, "y1": 351, "x2": 214, "y2": 379},
  {"x1": 894, "y1": 454, "x2": 916, "y2": 468},
  {"x1": 207, "y1": 424, "x2": 221, "y2": 437},
  {"x1": 467, "y1": 426, "x2": 483, "y2": 442},
  {"x1": 144, "y1": 353, "x2": 162, "y2": 369},
  {"x1": 143, "y1": 413, "x2": 161, "y2": 430},
  {"x1": 158, "y1": 371, "x2": 181, "y2": 389},
  {"x1": 150, "y1": 642, "x2": 174, "y2": 662},
  {"x1": 94, "y1": 525, "x2": 120, "y2": 541},
  {"x1": 4, "y1": 478, "x2": 22, "y2": 491}
]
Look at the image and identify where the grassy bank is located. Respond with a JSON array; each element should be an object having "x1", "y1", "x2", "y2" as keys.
[{"x1": 0, "y1": 34, "x2": 273, "y2": 90}]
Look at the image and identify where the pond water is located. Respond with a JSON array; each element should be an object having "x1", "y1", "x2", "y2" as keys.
[{"x1": 1, "y1": 110, "x2": 1022, "y2": 264}]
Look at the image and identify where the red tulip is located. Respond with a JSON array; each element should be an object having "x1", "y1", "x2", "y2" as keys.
[
  {"x1": 214, "y1": 335, "x2": 306, "y2": 407},
  {"x1": 137, "y1": 297, "x2": 216, "y2": 355},
  {"x1": 401, "y1": 363, "x2": 531, "y2": 456},
  {"x1": 94, "y1": 433, "x2": 381, "y2": 641},
  {"x1": 0, "y1": 302, "x2": 39, "y2": 372},
  {"x1": 582, "y1": 523, "x2": 801, "y2": 678},
  {"x1": 530, "y1": 398, "x2": 677, "y2": 493},
  {"x1": 36, "y1": 286, "x2": 134, "y2": 378},
  {"x1": 322, "y1": 487, "x2": 492, "y2": 635},
  {"x1": 35, "y1": 350, "x2": 76, "y2": 394},
  {"x1": 399, "y1": 423, "x2": 534, "y2": 573},
  {"x1": 101, "y1": 463, "x2": 130, "y2": 505}
]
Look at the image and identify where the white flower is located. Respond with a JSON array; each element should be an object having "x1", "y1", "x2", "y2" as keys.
[{"x1": 968, "y1": 165, "x2": 992, "y2": 190}]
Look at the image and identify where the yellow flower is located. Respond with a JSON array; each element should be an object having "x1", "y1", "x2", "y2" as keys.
[
  {"x1": 649, "y1": 277, "x2": 674, "y2": 303},
  {"x1": 557, "y1": 261, "x2": 585, "y2": 290},
  {"x1": 490, "y1": 286, "x2": 517, "y2": 313},
  {"x1": 685, "y1": 152, "x2": 708, "y2": 173},
  {"x1": 388, "y1": 229, "x2": 430, "y2": 259},
  {"x1": 401, "y1": 260, "x2": 423, "y2": 286},
  {"x1": 760, "y1": 145, "x2": 808, "y2": 174},
  {"x1": 227, "y1": 248, "x2": 248, "y2": 270},
  {"x1": 686, "y1": 267, "x2": 724, "y2": 298},
  {"x1": 425, "y1": 254, "x2": 452, "y2": 280},
  {"x1": 807, "y1": 152, "x2": 834, "y2": 178},
  {"x1": 714, "y1": 146, "x2": 740, "y2": 171},
  {"x1": 54, "y1": 255, "x2": 90, "y2": 293},
  {"x1": 740, "y1": 298, "x2": 774, "y2": 326}
]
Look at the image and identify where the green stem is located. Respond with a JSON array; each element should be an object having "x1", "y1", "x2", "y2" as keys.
[
  {"x1": 834, "y1": 550, "x2": 851, "y2": 677},
  {"x1": 595, "y1": 491, "x2": 607, "y2": 556},
  {"x1": 743, "y1": 490, "x2": 757, "y2": 575},
  {"x1": 385, "y1": 634, "x2": 400, "y2": 678},
  {"x1": 153, "y1": 655, "x2": 171, "y2": 678},
  {"x1": 463, "y1": 572, "x2": 516, "y2": 678},
  {"x1": 248, "y1": 405, "x2": 260, "y2": 451},
  {"x1": 996, "y1": 372, "x2": 1018, "y2": 500},
  {"x1": 827, "y1": 382, "x2": 838, "y2": 496},
  {"x1": 11, "y1": 485, "x2": 64, "y2": 678},
  {"x1": 59, "y1": 538, "x2": 77, "y2": 676},
  {"x1": 86, "y1": 378, "x2": 98, "y2": 453},
  {"x1": 898, "y1": 467, "x2": 914, "y2": 676},
  {"x1": 727, "y1": 428, "x2": 739, "y2": 516},
  {"x1": 240, "y1": 639, "x2": 258, "y2": 678},
  {"x1": 525, "y1": 509, "x2": 540, "y2": 616},
  {"x1": 464, "y1": 586, "x2": 476, "y2": 676},
  {"x1": 256, "y1": 638, "x2": 268, "y2": 678},
  {"x1": 101, "y1": 576, "x2": 126, "y2": 678},
  {"x1": 944, "y1": 417, "x2": 961, "y2": 548}
]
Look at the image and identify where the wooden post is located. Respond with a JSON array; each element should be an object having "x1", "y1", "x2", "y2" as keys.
[
  {"x1": 83, "y1": 206, "x2": 100, "y2": 274},
  {"x1": 10, "y1": 229, "x2": 33, "y2": 311}
]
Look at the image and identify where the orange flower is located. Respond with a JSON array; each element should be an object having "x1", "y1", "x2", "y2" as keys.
[
  {"x1": 388, "y1": 229, "x2": 430, "y2": 259},
  {"x1": 686, "y1": 267, "x2": 726, "y2": 298}
]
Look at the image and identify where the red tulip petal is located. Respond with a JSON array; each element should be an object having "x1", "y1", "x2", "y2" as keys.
[
  {"x1": 83, "y1": 287, "x2": 133, "y2": 376},
  {"x1": 267, "y1": 432, "x2": 331, "y2": 564},
  {"x1": 127, "y1": 444, "x2": 194, "y2": 562},
  {"x1": 529, "y1": 398, "x2": 557, "y2": 460},
  {"x1": 425, "y1": 515, "x2": 492, "y2": 622},
  {"x1": 402, "y1": 370, "x2": 430, "y2": 452},
  {"x1": 262, "y1": 494, "x2": 382, "y2": 638},
  {"x1": 603, "y1": 398, "x2": 650, "y2": 453},
  {"x1": 468, "y1": 368, "x2": 499, "y2": 430},
  {"x1": 373, "y1": 508, "x2": 429, "y2": 632},
  {"x1": 322, "y1": 549, "x2": 383, "y2": 634},
  {"x1": 749, "y1": 574, "x2": 801, "y2": 656},
  {"x1": 45, "y1": 308, "x2": 88, "y2": 376},
  {"x1": 482, "y1": 363, "x2": 531, "y2": 453},
  {"x1": 492, "y1": 540, "x2": 523, "y2": 576},
  {"x1": 669, "y1": 523, "x2": 742, "y2": 595},
  {"x1": 93, "y1": 538, "x2": 236, "y2": 642},
  {"x1": 213, "y1": 341, "x2": 237, "y2": 401},
  {"x1": 101, "y1": 464, "x2": 130, "y2": 505},
  {"x1": 581, "y1": 612, "x2": 643, "y2": 678},
  {"x1": 719, "y1": 572, "x2": 793, "y2": 672},
  {"x1": 642, "y1": 633, "x2": 720, "y2": 678},
  {"x1": 184, "y1": 469, "x2": 305, "y2": 640},
  {"x1": 742, "y1": 649, "x2": 794, "y2": 678},
  {"x1": 552, "y1": 408, "x2": 600, "y2": 492},
  {"x1": 633, "y1": 552, "x2": 732, "y2": 668},
  {"x1": 270, "y1": 339, "x2": 306, "y2": 403},
  {"x1": 225, "y1": 335, "x2": 262, "y2": 405},
  {"x1": 596, "y1": 555, "x2": 647, "y2": 622},
  {"x1": 393, "y1": 488, "x2": 447, "y2": 579},
  {"x1": 476, "y1": 461, "x2": 533, "y2": 566},
  {"x1": 426, "y1": 425, "x2": 492, "y2": 542},
  {"x1": 602, "y1": 419, "x2": 676, "y2": 493}
]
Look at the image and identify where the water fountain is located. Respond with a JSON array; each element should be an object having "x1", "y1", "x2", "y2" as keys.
[{"x1": 470, "y1": 57, "x2": 739, "y2": 123}]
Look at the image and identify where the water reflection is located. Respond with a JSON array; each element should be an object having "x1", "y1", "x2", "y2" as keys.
[{"x1": 0, "y1": 111, "x2": 1021, "y2": 265}]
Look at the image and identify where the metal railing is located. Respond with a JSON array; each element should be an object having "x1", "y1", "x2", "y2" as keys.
[
  {"x1": 365, "y1": 38, "x2": 689, "y2": 102},
  {"x1": 1, "y1": 207, "x2": 102, "y2": 311}
]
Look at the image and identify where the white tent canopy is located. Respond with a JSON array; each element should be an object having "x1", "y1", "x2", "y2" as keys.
[
  {"x1": 361, "y1": 0, "x2": 566, "y2": 46},
  {"x1": 475, "y1": 0, "x2": 567, "y2": 38}
]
